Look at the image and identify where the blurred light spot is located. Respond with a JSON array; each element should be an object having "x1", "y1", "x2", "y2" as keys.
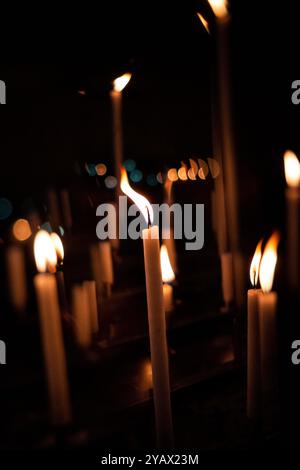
[
  {"x1": 13, "y1": 219, "x2": 32, "y2": 241},
  {"x1": 178, "y1": 167, "x2": 188, "y2": 181},
  {"x1": 147, "y1": 174, "x2": 158, "y2": 186},
  {"x1": 41, "y1": 222, "x2": 52, "y2": 233},
  {"x1": 207, "y1": 157, "x2": 220, "y2": 178},
  {"x1": 130, "y1": 169, "x2": 143, "y2": 183},
  {"x1": 167, "y1": 168, "x2": 178, "y2": 182},
  {"x1": 189, "y1": 158, "x2": 199, "y2": 174},
  {"x1": 59, "y1": 226, "x2": 65, "y2": 237},
  {"x1": 123, "y1": 159, "x2": 136, "y2": 172},
  {"x1": 95, "y1": 163, "x2": 107, "y2": 176},
  {"x1": 85, "y1": 163, "x2": 97, "y2": 176},
  {"x1": 105, "y1": 176, "x2": 117, "y2": 189},
  {"x1": 198, "y1": 159, "x2": 209, "y2": 180},
  {"x1": 156, "y1": 172, "x2": 163, "y2": 184},
  {"x1": 0, "y1": 198, "x2": 13, "y2": 220},
  {"x1": 188, "y1": 168, "x2": 197, "y2": 180},
  {"x1": 78, "y1": 90, "x2": 86, "y2": 96}
]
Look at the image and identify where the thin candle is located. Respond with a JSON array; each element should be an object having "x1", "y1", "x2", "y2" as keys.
[
  {"x1": 34, "y1": 230, "x2": 71, "y2": 426},
  {"x1": 120, "y1": 168, "x2": 173, "y2": 448},
  {"x1": 160, "y1": 244, "x2": 175, "y2": 314}
]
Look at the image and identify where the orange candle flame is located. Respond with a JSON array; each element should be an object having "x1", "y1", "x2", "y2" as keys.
[
  {"x1": 249, "y1": 239, "x2": 263, "y2": 287},
  {"x1": 259, "y1": 231, "x2": 280, "y2": 294},
  {"x1": 113, "y1": 73, "x2": 132, "y2": 92},
  {"x1": 120, "y1": 167, "x2": 154, "y2": 225},
  {"x1": 34, "y1": 230, "x2": 57, "y2": 273},
  {"x1": 283, "y1": 150, "x2": 300, "y2": 188},
  {"x1": 50, "y1": 232, "x2": 64, "y2": 264},
  {"x1": 160, "y1": 245, "x2": 175, "y2": 283}
]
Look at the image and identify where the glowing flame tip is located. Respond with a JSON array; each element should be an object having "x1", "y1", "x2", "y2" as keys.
[
  {"x1": 113, "y1": 73, "x2": 132, "y2": 92},
  {"x1": 160, "y1": 245, "x2": 175, "y2": 283}
]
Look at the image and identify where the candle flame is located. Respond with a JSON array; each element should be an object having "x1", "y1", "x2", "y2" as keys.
[
  {"x1": 113, "y1": 73, "x2": 132, "y2": 92},
  {"x1": 50, "y1": 232, "x2": 64, "y2": 263},
  {"x1": 259, "y1": 231, "x2": 280, "y2": 294},
  {"x1": 207, "y1": 0, "x2": 229, "y2": 20},
  {"x1": 160, "y1": 244, "x2": 175, "y2": 283},
  {"x1": 120, "y1": 167, "x2": 154, "y2": 225},
  {"x1": 197, "y1": 12, "x2": 210, "y2": 33},
  {"x1": 34, "y1": 230, "x2": 57, "y2": 273},
  {"x1": 283, "y1": 150, "x2": 300, "y2": 188},
  {"x1": 249, "y1": 239, "x2": 263, "y2": 287}
]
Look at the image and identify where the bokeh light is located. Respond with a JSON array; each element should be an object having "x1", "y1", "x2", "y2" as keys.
[
  {"x1": 156, "y1": 172, "x2": 163, "y2": 184},
  {"x1": 207, "y1": 158, "x2": 220, "y2": 178},
  {"x1": 95, "y1": 163, "x2": 107, "y2": 176},
  {"x1": 123, "y1": 159, "x2": 136, "y2": 172},
  {"x1": 167, "y1": 168, "x2": 179, "y2": 182},
  {"x1": 105, "y1": 176, "x2": 118, "y2": 189},
  {"x1": 146, "y1": 174, "x2": 158, "y2": 187},
  {"x1": 13, "y1": 219, "x2": 32, "y2": 241},
  {"x1": 198, "y1": 159, "x2": 209, "y2": 180},
  {"x1": 59, "y1": 226, "x2": 65, "y2": 237},
  {"x1": 178, "y1": 167, "x2": 188, "y2": 181},
  {"x1": 0, "y1": 198, "x2": 13, "y2": 220},
  {"x1": 130, "y1": 169, "x2": 143, "y2": 183},
  {"x1": 85, "y1": 163, "x2": 97, "y2": 176},
  {"x1": 188, "y1": 168, "x2": 197, "y2": 180}
]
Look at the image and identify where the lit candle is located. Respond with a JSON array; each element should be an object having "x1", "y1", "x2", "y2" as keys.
[
  {"x1": 258, "y1": 231, "x2": 280, "y2": 431},
  {"x1": 283, "y1": 150, "x2": 300, "y2": 291},
  {"x1": 208, "y1": 0, "x2": 242, "y2": 308},
  {"x1": 72, "y1": 284, "x2": 92, "y2": 348},
  {"x1": 160, "y1": 244, "x2": 175, "y2": 314},
  {"x1": 33, "y1": 230, "x2": 71, "y2": 426},
  {"x1": 121, "y1": 168, "x2": 173, "y2": 448},
  {"x1": 110, "y1": 73, "x2": 132, "y2": 192},
  {"x1": 247, "y1": 239, "x2": 262, "y2": 422},
  {"x1": 6, "y1": 245, "x2": 27, "y2": 313},
  {"x1": 163, "y1": 178, "x2": 178, "y2": 274}
]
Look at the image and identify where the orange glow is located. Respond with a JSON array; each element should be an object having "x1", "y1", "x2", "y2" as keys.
[
  {"x1": 13, "y1": 219, "x2": 32, "y2": 241},
  {"x1": 160, "y1": 245, "x2": 175, "y2": 283},
  {"x1": 249, "y1": 239, "x2": 263, "y2": 287},
  {"x1": 207, "y1": 0, "x2": 229, "y2": 20},
  {"x1": 188, "y1": 159, "x2": 198, "y2": 180},
  {"x1": 167, "y1": 168, "x2": 178, "y2": 182},
  {"x1": 188, "y1": 168, "x2": 197, "y2": 180},
  {"x1": 198, "y1": 159, "x2": 209, "y2": 180},
  {"x1": 95, "y1": 163, "x2": 107, "y2": 176},
  {"x1": 113, "y1": 73, "x2": 132, "y2": 92},
  {"x1": 178, "y1": 166, "x2": 188, "y2": 181},
  {"x1": 259, "y1": 231, "x2": 280, "y2": 294},
  {"x1": 50, "y1": 232, "x2": 64, "y2": 263},
  {"x1": 197, "y1": 12, "x2": 210, "y2": 33},
  {"x1": 207, "y1": 158, "x2": 220, "y2": 178},
  {"x1": 120, "y1": 167, "x2": 154, "y2": 225},
  {"x1": 283, "y1": 150, "x2": 300, "y2": 188},
  {"x1": 34, "y1": 230, "x2": 57, "y2": 274}
]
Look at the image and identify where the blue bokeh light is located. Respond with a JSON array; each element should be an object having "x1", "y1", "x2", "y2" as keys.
[
  {"x1": 130, "y1": 169, "x2": 143, "y2": 183},
  {"x1": 0, "y1": 198, "x2": 13, "y2": 220}
]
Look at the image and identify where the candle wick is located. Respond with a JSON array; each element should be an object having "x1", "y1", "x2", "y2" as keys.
[{"x1": 146, "y1": 207, "x2": 151, "y2": 228}]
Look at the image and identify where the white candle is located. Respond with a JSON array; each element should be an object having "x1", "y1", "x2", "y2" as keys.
[
  {"x1": 6, "y1": 245, "x2": 27, "y2": 313},
  {"x1": 120, "y1": 169, "x2": 173, "y2": 448},
  {"x1": 34, "y1": 230, "x2": 71, "y2": 426},
  {"x1": 90, "y1": 242, "x2": 114, "y2": 298},
  {"x1": 258, "y1": 231, "x2": 280, "y2": 431},
  {"x1": 283, "y1": 150, "x2": 300, "y2": 291},
  {"x1": 83, "y1": 280, "x2": 99, "y2": 334},
  {"x1": 247, "y1": 239, "x2": 263, "y2": 422},
  {"x1": 110, "y1": 73, "x2": 132, "y2": 193},
  {"x1": 220, "y1": 252, "x2": 234, "y2": 310},
  {"x1": 72, "y1": 284, "x2": 92, "y2": 348},
  {"x1": 143, "y1": 225, "x2": 173, "y2": 447}
]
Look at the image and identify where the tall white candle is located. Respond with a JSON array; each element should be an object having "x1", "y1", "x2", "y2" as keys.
[
  {"x1": 34, "y1": 230, "x2": 71, "y2": 426},
  {"x1": 160, "y1": 244, "x2": 175, "y2": 314},
  {"x1": 6, "y1": 245, "x2": 27, "y2": 313},
  {"x1": 121, "y1": 168, "x2": 173, "y2": 448},
  {"x1": 247, "y1": 239, "x2": 263, "y2": 422},
  {"x1": 110, "y1": 73, "x2": 132, "y2": 193},
  {"x1": 283, "y1": 150, "x2": 300, "y2": 291},
  {"x1": 258, "y1": 231, "x2": 280, "y2": 431},
  {"x1": 83, "y1": 280, "x2": 99, "y2": 334},
  {"x1": 143, "y1": 225, "x2": 173, "y2": 448}
]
